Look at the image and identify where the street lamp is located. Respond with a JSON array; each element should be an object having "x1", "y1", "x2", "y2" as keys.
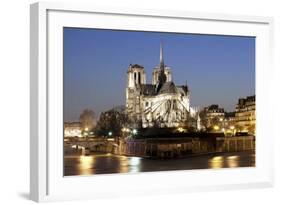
[
  {"x1": 177, "y1": 127, "x2": 184, "y2": 133},
  {"x1": 121, "y1": 127, "x2": 131, "y2": 138},
  {"x1": 213, "y1": 125, "x2": 220, "y2": 131},
  {"x1": 132, "y1": 129, "x2": 137, "y2": 135},
  {"x1": 108, "y1": 131, "x2": 112, "y2": 137}
]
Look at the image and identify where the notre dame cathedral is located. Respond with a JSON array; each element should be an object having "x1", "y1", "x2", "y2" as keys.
[{"x1": 125, "y1": 43, "x2": 196, "y2": 128}]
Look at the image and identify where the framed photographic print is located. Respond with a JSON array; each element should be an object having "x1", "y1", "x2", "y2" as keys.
[{"x1": 30, "y1": 2, "x2": 274, "y2": 202}]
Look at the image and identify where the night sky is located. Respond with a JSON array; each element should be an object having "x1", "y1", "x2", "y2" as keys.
[{"x1": 63, "y1": 28, "x2": 255, "y2": 122}]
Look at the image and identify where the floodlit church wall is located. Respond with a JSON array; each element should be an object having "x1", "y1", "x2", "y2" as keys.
[
  {"x1": 141, "y1": 93, "x2": 190, "y2": 128},
  {"x1": 127, "y1": 67, "x2": 146, "y2": 88},
  {"x1": 125, "y1": 44, "x2": 194, "y2": 129}
]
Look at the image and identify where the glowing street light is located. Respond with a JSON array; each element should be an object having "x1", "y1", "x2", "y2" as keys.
[
  {"x1": 177, "y1": 127, "x2": 184, "y2": 133},
  {"x1": 122, "y1": 127, "x2": 130, "y2": 132},
  {"x1": 213, "y1": 125, "x2": 220, "y2": 131},
  {"x1": 132, "y1": 129, "x2": 137, "y2": 135},
  {"x1": 108, "y1": 131, "x2": 112, "y2": 136},
  {"x1": 229, "y1": 126, "x2": 235, "y2": 136}
]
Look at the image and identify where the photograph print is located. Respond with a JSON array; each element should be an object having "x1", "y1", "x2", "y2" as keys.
[{"x1": 63, "y1": 28, "x2": 255, "y2": 176}]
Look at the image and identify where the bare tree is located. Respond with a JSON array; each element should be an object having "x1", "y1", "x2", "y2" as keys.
[
  {"x1": 210, "y1": 116, "x2": 220, "y2": 127},
  {"x1": 79, "y1": 109, "x2": 95, "y2": 131},
  {"x1": 199, "y1": 110, "x2": 208, "y2": 130}
]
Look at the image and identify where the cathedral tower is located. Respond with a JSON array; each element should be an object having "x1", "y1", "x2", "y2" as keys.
[
  {"x1": 126, "y1": 64, "x2": 146, "y2": 123},
  {"x1": 152, "y1": 43, "x2": 172, "y2": 85},
  {"x1": 127, "y1": 64, "x2": 146, "y2": 88}
]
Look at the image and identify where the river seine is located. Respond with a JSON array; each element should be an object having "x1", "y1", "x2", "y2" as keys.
[{"x1": 64, "y1": 150, "x2": 255, "y2": 176}]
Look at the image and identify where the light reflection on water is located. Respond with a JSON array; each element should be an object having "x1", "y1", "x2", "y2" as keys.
[
  {"x1": 227, "y1": 156, "x2": 240, "y2": 168},
  {"x1": 208, "y1": 155, "x2": 241, "y2": 169},
  {"x1": 78, "y1": 156, "x2": 95, "y2": 175},
  {"x1": 128, "y1": 157, "x2": 141, "y2": 173},
  {"x1": 71, "y1": 154, "x2": 142, "y2": 175},
  {"x1": 208, "y1": 156, "x2": 224, "y2": 169},
  {"x1": 64, "y1": 151, "x2": 255, "y2": 176}
]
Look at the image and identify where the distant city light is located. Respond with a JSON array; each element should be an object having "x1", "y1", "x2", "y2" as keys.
[{"x1": 230, "y1": 126, "x2": 235, "y2": 130}]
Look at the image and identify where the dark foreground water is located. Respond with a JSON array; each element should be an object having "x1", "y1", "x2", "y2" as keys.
[{"x1": 64, "y1": 151, "x2": 255, "y2": 176}]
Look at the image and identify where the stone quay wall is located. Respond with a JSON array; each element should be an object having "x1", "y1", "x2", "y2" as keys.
[{"x1": 118, "y1": 135, "x2": 255, "y2": 158}]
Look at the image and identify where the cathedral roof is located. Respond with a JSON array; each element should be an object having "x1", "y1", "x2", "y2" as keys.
[
  {"x1": 158, "y1": 82, "x2": 178, "y2": 94},
  {"x1": 177, "y1": 85, "x2": 189, "y2": 94},
  {"x1": 139, "y1": 82, "x2": 188, "y2": 96},
  {"x1": 140, "y1": 84, "x2": 156, "y2": 95}
]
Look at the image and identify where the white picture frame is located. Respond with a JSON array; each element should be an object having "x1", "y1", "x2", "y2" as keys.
[{"x1": 30, "y1": 2, "x2": 274, "y2": 202}]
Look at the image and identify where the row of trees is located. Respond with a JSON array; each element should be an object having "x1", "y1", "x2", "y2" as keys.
[
  {"x1": 78, "y1": 107, "x2": 214, "y2": 137},
  {"x1": 79, "y1": 108, "x2": 129, "y2": 137},
  {"x1": 95, "y1": 109, "x2": 129, "y2": 137}
]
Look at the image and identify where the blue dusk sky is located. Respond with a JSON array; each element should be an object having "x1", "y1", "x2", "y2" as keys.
[{"x1": 63, "y1": 28, "x2": 255, "y2": 122}]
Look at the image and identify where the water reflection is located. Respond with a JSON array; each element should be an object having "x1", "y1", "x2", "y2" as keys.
[
  {"x1": 226, "y1": 156, "x2": 240, "y2": 168},
  {"x1": 64, "y1": 151, "x2": 255, "y2": 176},
  {"x1": 208, "y1": 155, "x2": 241, "y2": 169},
  {"x1": 129, "y1": 157, "x2": 141, "y2": 173},
  {"x1": 78, "y1": 156, "x2": 95, "y2": 175},
  {"x1": 208, "y1": 156, "x2": 224, "y2": 169}
]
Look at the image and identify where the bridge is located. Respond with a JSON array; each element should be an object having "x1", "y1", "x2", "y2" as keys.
[{"x1": 64, "y1": 137, "x2": 119, "y2": 154}]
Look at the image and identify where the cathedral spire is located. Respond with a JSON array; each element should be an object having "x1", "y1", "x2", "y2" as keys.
[
  {"x1": 156, "y1": 42, "x2": 167, "y2": 92},
  {"x1": 160, "y1": 41, "x2": 164, "y2": 71}
]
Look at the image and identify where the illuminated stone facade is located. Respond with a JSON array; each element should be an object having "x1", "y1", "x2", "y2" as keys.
[
  {"x1": 205, "y1": 104, "x2": 225, "y2": 128},
  {"x1": 125, "y1": 44, "x2": 193, "y2": 128},
  {"x1": 64, "y1": 122, "x2": 82, "y2": 137},
  {"x1": 235, "y1": 95, "x2": 255, "y2": 133}
]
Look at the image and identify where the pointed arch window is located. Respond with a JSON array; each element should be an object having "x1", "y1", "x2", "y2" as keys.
[{"x1": 138, "y1": 72, "x2": 141, "y2": 84}]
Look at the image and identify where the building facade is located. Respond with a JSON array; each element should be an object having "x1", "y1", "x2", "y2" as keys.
[
  {"x1": 64, "y1": 122, "x2": 82, "y2": 137},
  {"x1": 203, "y1": 104, "x2": 225, "y2": 129},
  {"x1": 125, "y1": 43, "x2": 193, "y2": 128},
  {"x1": 235, "y1": 95, "x2": 256, "y2": 134}
]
